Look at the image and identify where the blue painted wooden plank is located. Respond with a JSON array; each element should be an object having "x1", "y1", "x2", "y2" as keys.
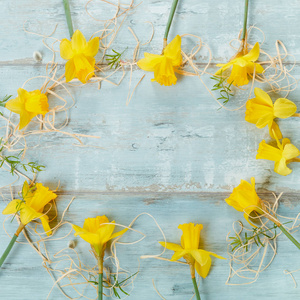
[
  {"x1": 1, "y1": 65, "x2": 300, "y2": 193},
  {"x1": 1, "y1": 193, "x2": 300, "y2": 299},
  {"x1": 1, "y1": 0, "x2": 300, "y2": 63}
]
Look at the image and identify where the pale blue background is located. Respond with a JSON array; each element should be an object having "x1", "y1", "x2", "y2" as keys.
[{"x1": 1, "y1": 0, "x2": 300, "y2": 299}]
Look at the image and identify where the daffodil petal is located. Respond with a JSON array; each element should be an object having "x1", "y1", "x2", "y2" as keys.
[
  {"x1": 158, "y1": 241, "x2": 183, "y2": 252},
  {"x1": 137, "y1": 53, "x2": 164, "y2": 72},
  {"x1": 65, "y1": 59, "x2": 76, "y2": 82},
  {"x1": 274, "y1": 157, "x2": 292, "y2": 176},
  {"x1": 254, "y1": 62, "x2": 264, "y2": 73},
  {"x1": 72, "y1": 30, "x2": 87, "y2": 52},
  {"x1": 40, "y1": 215, "x2": 52, "y2": 236},
  {"x1": 2, "y1": 200, "x2": 23, "y2": 215},
  {"x1": 73, "y1": 224, "x2": 101, "y2": 247},
  {"x1": 195, "y1": 256, "x2": 211, "y2": 278},
  {"x1": 19, "y1": 110, "x2": 34, "y2": 130},
  {"x1": 60, "y1": 39, "x2": 74, "y2": 60},
  {"x1": 5, "y1": 97, "x2": 23, "y2": 114},
  {"x1": 243, "y1": 209, "x2": 257, "y2": 227},
  {"x1": 170, "y1": 250, "x2": 187, "y2": 261},
  {"x1": 109, "y1": 227, "x2": 128, "y2": 241},
  {"x1": 269, "y1": 121, "x2": 282, "y2": 140},
  {"x1": 254, "y1": 88, "x2": 273, "y2": 107},
  {"x1": 283, "y1": 143, "x2": 300, "y2": 160},
  {"x1": 227, "y1": 64, "x2": 249, "y2": 86},
  {"x1": 84, "y1": 37, "x2": 100, "y2": 57},
  {"x1": 190, "y1": 249, "x2": 210, "y2": 266},
  {"x1": 96, "y1": 223, "x2": 116, "y2": 245},
  {"x1": 273, "y1": 98, "x2": 297, "y2": 119},
  {"x1": 19, "y1": 204, "x2": 42, "y2": 225},
  {"x1": 163, "y1": 35, "x2": 182, "y2": 66},
  {"x1": 207, "y1": 251, "x2": 226, "y2": 260},
  {"x1": 243, "y1": 42, "x2": 260, "y2": 62},
  {"x1": 215, "y1": 61, "x2": 233, "y2": 75}
]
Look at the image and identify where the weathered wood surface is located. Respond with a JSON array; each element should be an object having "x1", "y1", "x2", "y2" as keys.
[{"x1": 1, "y1": 0, "x2": 300, "y2": 299}]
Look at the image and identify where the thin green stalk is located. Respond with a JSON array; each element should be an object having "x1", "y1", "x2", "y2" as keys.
[
  {"x1": 98, "y1": 272, "x2": 103, "y2": 300},
  {"x1": 192, "y1": 277, "x2": 201, "y2": 300},
  {"x1": 63, "y1": 0, "x2": 74, "y2": 38},
  {"x1": 0, "y1": 224, "x2": 24, "y2": 268},
  {"x1": 163, "y1": 0, "x2": 180, "y2": 47},
  {"x1": 242, "y1": 0, "x2": 249, "y2": 40},
  {"x1": 279, "y1": 225, "x2": 300, "y2": 250},
  {"x1": 0, "y1": 234, "x2": 18, "y2": 268}
]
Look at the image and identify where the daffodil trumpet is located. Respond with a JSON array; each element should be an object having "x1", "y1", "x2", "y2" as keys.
[
  {"x1": 226, "y1": 177, "x2": 300, "y2": 250},
  {"x1": 72, "y1": 216, "x2": 127, "y2": 300},
  {"x1": 0, "y1": 181, "x2": 57, "y2": 269},
  {"x1": 159, "y1": 223, "x2": 225, "y2": 300},
  {"x1": 63, "y1": 0, "x2": 74, "y2": 38},
  {"x1": 163, "y1": 0, "x2": 180, "y2": 48}
]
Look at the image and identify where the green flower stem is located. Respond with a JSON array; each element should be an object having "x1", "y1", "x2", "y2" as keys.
[
  {"x1": 0, "y1": 224, "x2": 25, "y2": 268},
  {"x1": 279, "y1": 225, "x2": 300, "y2": 250},
  {"x1": 242, "y1": 0, "x2": 249, "y2": 41},
  {"x1": 98, "y1": 272, "x2": 103, "y2": 300},
  {"x1": 191, "y1": 277, "x2": 201, "y2": 300},
  {"x1": 97, "y1": 255, "x2": 104, "y2": 300},
  {"x1": 163, "y1": 0, "x2": 180, "y2": 48},
  {"x1": 63, "y1": 0, "x2": 74, "y2": 38}
]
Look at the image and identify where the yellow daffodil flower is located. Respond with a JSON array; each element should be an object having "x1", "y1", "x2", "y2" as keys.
[
  {"x1": 2, "y1": 181, "x2": 57, "y2": 235},
  {"x1": 225, "y1": 177, "x2": 265, "y2": 225},
  {"x1": 60, "y1": 29, "x2": 100, "y2": 83},
  {"x1": 245, "y1": 88, "x2": 297, "y2": 139},
  {"x1": 215, "y1": 42, "x2": 264, "y2": 86},
  {"x1": 256, "y1": 134, "x2": 300, "y2": 176},
  {"x1": 137, "y1": 35, "x2": 182, "y2": 86},
  {"x1": 72, "y1": 216, "x2": 127, "y2": 258},
  {"x1": 5, "y1": 88, "x2": 49, "y2": 130},
  {"x1": 159, "y1": 223, "x2": 225, "y2": 278}
]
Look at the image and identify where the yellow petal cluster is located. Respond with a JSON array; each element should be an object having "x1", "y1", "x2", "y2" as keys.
[
  {"x1": 137, "y1": 35, "x2": 182, "y2": 86},
  {"x1": 257, "y1": 135, "x2": 300, "y2": 176},
  {"x1": 159, "y1": 223, "x2": 225, "y2": 278},
  {"x1": 225, "y1": 177, "x2": 264, "y2": 225},
  {"x1": 245, "y1": 88, "x2": 297, "y2": 139},
  {"x1": 216, "y1": 42, "x2": 264, "y2": 86},
  {"x1": 2, "y1": 181, "x2": 57, "y2": 236},
  {"x1": 60, "y1": 30, "x2": 99, "y2": 83},
  {"x1": 72, "y1": 216, "x2": 127, "y2": 257},
  {"x1": 5, "y1": 88, "x2": 49, "y2": 130}
]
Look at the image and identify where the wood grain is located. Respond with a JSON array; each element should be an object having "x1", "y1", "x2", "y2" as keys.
[{"x1": 1, "y1": 0, "x2": 300, "y2": 299}]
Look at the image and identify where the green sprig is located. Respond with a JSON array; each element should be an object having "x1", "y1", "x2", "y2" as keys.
[
  {"x1": 229, "y1": 221, "x2": 292, "y2": 252},
  {"x1": 106, "y1": 49, "x2": 127, "y2": 69},
  {"x1": 0, "y1": 139, "x2": 45, "y2": 175},
  {"x1": 89, "y1": 271, "x2": 138, "y2": 299},
  {"x1": 211, "y1": 73, "x2": 234, "y2": 105}
]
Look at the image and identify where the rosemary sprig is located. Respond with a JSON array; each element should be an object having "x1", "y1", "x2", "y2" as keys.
[
  {"x1": 229, "y1": 221, "x2": 292, "y2": 252},
  {"x1": 105, "y1": 49, "x2": 127, "y2": 69},
  {"x1": 210, "y1": 73, "x2": 234, "y2": 105},
  {"x1": 0, "y1": 139, "x2": 45, "y2": 175},
  {"x1": 0, "y1": 95, "x2": 12, "y2": 116},
  {"x1": 11, "y1": 200, "x2": 25, "y2": 223},
  {"x1": 89, "y1": 271, "x2": 138, "y2": 299}
]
